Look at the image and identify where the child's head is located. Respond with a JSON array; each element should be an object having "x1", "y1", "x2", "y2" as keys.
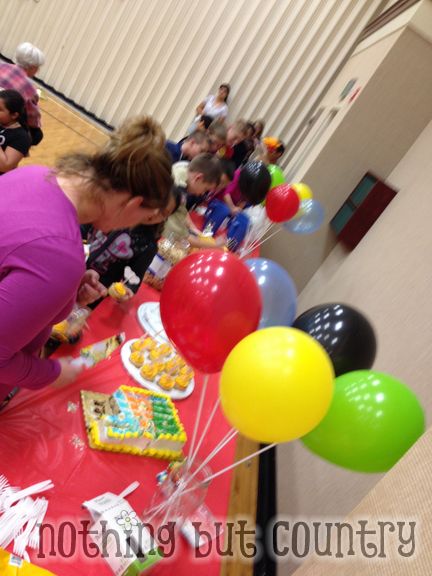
[
  {"x1": 181, "y1": 130, "x2": 209, "y2": 160},
  {"x1": 263, "y1": 137, "x2": 285, "y2": 165},
  {"x1": 196, "y1": 115, "x2": 213, "y2": 132},
  {"x1": 245, "y1": 122, "x2": 255, "y2": 140},
  {"x1": 253, "y1": 119, "x2": 266, "y2": 140},
  {"x1": 0, "y1": 89, "x2": 26, "y2": 128},
  {"x1": 187, "y1": 153, "x2": 222, "y2": 196},
  {"x1": 226, "y1": 120, "x2": 248, "y2": 147},
  {"x1": 208, "y1": 121, "x2": 227, "y2": 153}
]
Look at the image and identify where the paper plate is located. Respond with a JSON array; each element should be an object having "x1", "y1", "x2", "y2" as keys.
[
  {"x1": 137, "y1": 302, "x2": 168, "y2": 344},
  {"x1": 121, "y1": 339, "x2": 194, "y2": 400}
]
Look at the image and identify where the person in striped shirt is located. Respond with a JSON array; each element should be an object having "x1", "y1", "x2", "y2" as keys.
[{"x1": 0, "y1": 42, "x2": 45, "y2": 146}]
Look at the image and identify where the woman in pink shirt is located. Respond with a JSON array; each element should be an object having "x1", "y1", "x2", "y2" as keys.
[{"x1": 0, "y1": 115, "x2": 173, "y2": 405}]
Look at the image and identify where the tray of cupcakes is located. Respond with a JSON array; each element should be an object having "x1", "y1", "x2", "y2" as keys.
[{"x1": 120, "y1": 336, "x2": 195, "y2": 400}]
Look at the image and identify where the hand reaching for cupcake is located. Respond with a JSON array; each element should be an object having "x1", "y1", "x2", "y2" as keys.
[{"x1": 77, "y1": 270, "x2": 107, "y2": 306}]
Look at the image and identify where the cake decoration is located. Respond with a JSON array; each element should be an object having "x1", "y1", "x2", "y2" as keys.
[{"x1": 81, "y1": 385, "x2": 187, "y2": 460}]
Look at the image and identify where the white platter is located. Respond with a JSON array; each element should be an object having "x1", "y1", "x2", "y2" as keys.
[
  {"x1": 120, "y1": 338, "x2": 194, "y2": 400},
  {"x1": 137, "y1": 302, "x2": 168, "y2": 344}
]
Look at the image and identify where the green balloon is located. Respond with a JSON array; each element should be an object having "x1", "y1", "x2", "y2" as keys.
[
  {"x1": 302, "y1": 370, "x2": 425, "y2": 473},
  {"x1": 268, "y1": 164, "x2": 285, "y2": 189}
]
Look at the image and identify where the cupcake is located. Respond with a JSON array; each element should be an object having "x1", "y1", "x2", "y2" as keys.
[
  {"x1": 149, "y1": 348, "x2": 163, "y2": 361},
  {"x1": 169, "y1": 354, "x2": 182, "y2": 367},
  {"x1": 131, "y1": 339, "x2": 146, "y2": 352},
  {"x1": 142, "y1": 337, "x2": 156, "y2": 351},
  {"x1": 108, "y1": 282, "x2": 127, "y2": 300},
  {"x1": 140, "y1": 364, "x2": 158, "y2": 381},
  {"x1": 157, "y1": 343, "x2": 172, "y2": 358},
  {"x1": 158, "y1": 374, "x2": 175, "y2": 391},
  {"x1": 153, "y1": 362, "x2": 165, "y2": 375},
  {"x1": 165, "y1": 358, "x2": 180, "y2": 374},
  {"x1": 175, "y1": 374, "x2": 190, "y2": 391},
  {"x1": 179, "y1": 364, "x2": 194, "y2": 378},
  {"x1": 130, "y1": 350, "x2": 145, "y2": 368}
]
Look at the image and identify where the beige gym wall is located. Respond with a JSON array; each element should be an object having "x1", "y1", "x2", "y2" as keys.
[
  {"x1": 263, "y1": 1, "x2": 432, "y2": 292},
  {"x1": 0, "y1": 0, "x2": 386, "y2": 146}
]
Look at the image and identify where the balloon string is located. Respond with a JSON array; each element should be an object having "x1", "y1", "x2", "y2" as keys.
[
  {"x1": 181, "y1": 442, "x2": 277, "y2": 498},
  {"x1": 245, "y1": 222, "x2": 276, "y2": 254},
  {"x1": 188, "y1": 397, "x2": 221, "y2": 467},
  {"x1": 187, "y1": 374, "x2": 209, "y2": 470},
  {"x1": 240, "y1": 222, "x2": 274, "y2": 258},
  {"x1": 144, "y1": 428, "x2": 238, "y2": 524},
  {"x1": 186, "y1": 428, "x2": 238, "y2": 487},
  {"x1": 241, "y1": 216, "x2": 269, "y2": 254},
  {"x1": 239, "y1": 221, "x2": 274, "y2": 258},
  {"x1": 239, "y1": 219, "x2": 270, "y2": 257},
  {"x1": 241, "y1": 225, "x2": 283, "y2": 258}
]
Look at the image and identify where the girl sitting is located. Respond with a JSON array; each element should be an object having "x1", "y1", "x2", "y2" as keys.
[{"x1": 0, "y1": 89, "x2": 31, "y2": 174}]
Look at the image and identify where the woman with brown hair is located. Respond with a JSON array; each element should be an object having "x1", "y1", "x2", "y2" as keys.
[{"x1": 0, "y1": 115, "x2": 173, "y2": 406}]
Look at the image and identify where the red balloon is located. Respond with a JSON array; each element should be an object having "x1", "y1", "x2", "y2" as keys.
[
  {"x1": 265, "y1": 184, "x2": 300, "y2": 223},
  {"x1": 160, "y1": 250, "x2": 262, "y2": 374}
]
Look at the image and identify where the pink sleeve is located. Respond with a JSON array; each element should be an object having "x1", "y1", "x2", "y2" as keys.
[
  {"x1": 222, "y1": 169, "x2": 241, "y2": 199},
  {"x1": 0, "y1": 239, "x2": 83, "y2": 389}
]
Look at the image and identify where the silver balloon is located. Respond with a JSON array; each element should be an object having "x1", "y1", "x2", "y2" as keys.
[{"x1": 284, "y1": 199, "x2": 325, "y2": 235}]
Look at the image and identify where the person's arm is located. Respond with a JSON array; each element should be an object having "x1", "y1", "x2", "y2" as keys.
[
  {"x1": 0, "y1": 129, "x2": 31, "y2": 171},
  {"x1": 0, "y1": 239, "x2": 83, "y2": 389},
  {"x1": 196, "y1": 101, "x2": 205, "y2": 115},
  {"x1": 77, "y1": 269, "x2": 108, "y2": 306},
  {"x1": 185, "y1": 211, "x2": 202, "y2": 236},
  {"x1": 187, "y1": 234, "x2": 225, "y2": 250},
  {"x1": 0, "y1": 146, "x2": 24, "y2": 172},
  {"x1": 223, "y1": 193, "x2": 242, "y2": 215}
]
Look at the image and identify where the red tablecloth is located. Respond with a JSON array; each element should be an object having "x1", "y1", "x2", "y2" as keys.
[{"x1": 0, "y1": 286, "x2": 235, "y2": 575}]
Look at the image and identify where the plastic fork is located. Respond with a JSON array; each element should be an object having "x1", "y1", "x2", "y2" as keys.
[
  {"x1": 0, "y1": 497, "x2": 35, "y2": 549},
  {"x1": 0, "y1": 474, "x2": 9, "y2": 493},
  {"x1": 118, "y1": 481, "x2": 140, "y2": 499},
  {"x1": 27, "y1": 498, "x2": 49, "y2": 550},
  {"x1": 13, "y1": 498, "x2": 47, "y2": 558},
  {"x1": 1, "y1": 480, "x2": 53, "y2": 511}
]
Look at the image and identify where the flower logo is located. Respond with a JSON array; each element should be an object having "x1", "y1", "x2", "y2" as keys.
[{"x1": 116, "y1": 510, "x2": 139, "y2": 532}]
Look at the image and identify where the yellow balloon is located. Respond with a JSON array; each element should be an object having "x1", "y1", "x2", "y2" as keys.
[
  {"x1": 220, "y1": 327, "x2": 334, "y2": 443},
  {"x1": 292, "y1": 182, "x2": 313, "y2": 202}
]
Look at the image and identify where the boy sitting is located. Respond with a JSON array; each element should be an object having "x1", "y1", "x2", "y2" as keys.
[
  {"x1": 165, "y1": 130, "x2": 209, "y2": 163},
  {"x1": 207, "y1": 120, "x2": 227, "y2": 154},
  {"x1": 163, "y1": 153, "x2": 223, "y2": 249},
  {"x1": 221, "y1": 119, "x2": 249, "y2": 168},
  {"x1": 203, "y1": 161, "x2": 271, "y2": 252}
]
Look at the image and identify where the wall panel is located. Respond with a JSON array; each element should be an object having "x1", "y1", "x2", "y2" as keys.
[{"x1": 0, "y1": 0, "x2": 386, "y2": 143}]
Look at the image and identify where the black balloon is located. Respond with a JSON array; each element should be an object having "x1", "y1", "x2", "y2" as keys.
[
  {"x1": 238, "y1": 161, "x2": 271, "y2": 205},
  {"x1": 293, "y1": 303, "x2": 377, "y2": 376}
]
